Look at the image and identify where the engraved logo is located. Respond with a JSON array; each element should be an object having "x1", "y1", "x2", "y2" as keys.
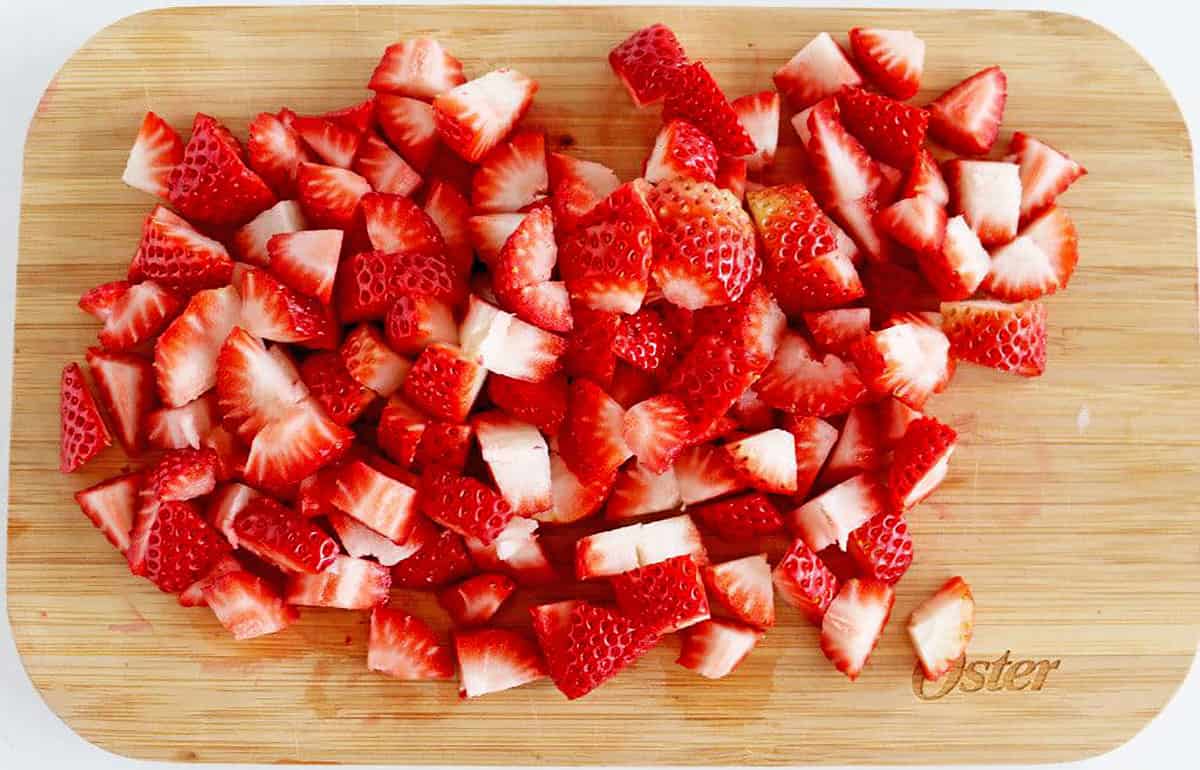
[{"x1": 912, "y1": 651, "x2": 1061, "y2": 700}]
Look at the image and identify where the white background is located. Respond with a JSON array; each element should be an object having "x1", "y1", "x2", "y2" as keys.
[{"x1": 0, "y1": 1, "x2": 1196, "y2": 768}]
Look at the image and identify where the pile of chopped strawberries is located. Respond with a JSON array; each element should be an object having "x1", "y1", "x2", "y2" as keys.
[{"x1": 62, "y1": 23, "x2": 1083, "y2": 697}]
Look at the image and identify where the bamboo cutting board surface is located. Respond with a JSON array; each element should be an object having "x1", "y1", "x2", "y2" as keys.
[{"x1": 9, "y1": 5, "x2": 1200, "y2": 765}]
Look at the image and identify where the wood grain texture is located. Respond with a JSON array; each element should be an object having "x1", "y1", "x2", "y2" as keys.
[{"x1": 9, "y1": 5, "x2": 1200, "y2": 765}]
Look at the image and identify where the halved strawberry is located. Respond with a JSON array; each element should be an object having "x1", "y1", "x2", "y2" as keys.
[
  {"x1": 238, "y1": 267, "x2": 336, "y2": 347},
  {"x1": 907, "y1": 576, "x2": 975, "y2": 680},
  {"x1": 676, "y1": 619, "x2": 763, "y2": 679},
  {"x1": 789, "y1": 472, "x2": 889, "y2": 551},
  {"x1": 203, "y1": 570, "x2": 297, "y2": 640},
  {"x1": 612, "y1": 553, "x2": 711, "y2": 635},
  {"x1": 803, "y1": 308, "x2": 870, "y2": 356},
  {"x1": 340, "y1": 323, "x2": 410, "y2": 397},
  {"x1": 79, "y1": 280, "x2": 132, "y2": 323},
  {"x1": 455, "y1": 627, "x2": 548, "y2": 698},
  {"x1": 128, "y1": 205, "x2": 234, "y2": 295},
  {"x1": 1009, "y1": 132, "x2": 1087, "y2": 220},
  {"x1": 604, "y1": 462, "x2": 680, "y2": 521},
  {"x1": 472, "y1": 130, "x2": 548, "y2": 212},
  {"x1": 691, "y1": 492, "x2": 784, "y2": 540},
  {"x1": 547, "y1": 151, "x2": 621, "y2": 234},
  {"x1": 731, "y1": 91, "x2": 780, "y2": 171},
  {"x1": 1021, "y1": 205, "x2": 1079, "y2": 289},
  {"x1": 248, "y1": 112, "x2": 310, "y2": 198},
  {"x1": 558, "y1": 379, "x2": 633, "y2": 483},
  {"x1": 674, "y1": 442, "x2": 746, "y2": 506},
  {"x1": 725, "y1": 429, "x2": 798, "y2": 494},
  {"x1": 621, "y1": 394, "x2": 691, "y2": 475},
  {"x1": 927, "y1": 66, "x2": 1007, "y2": 156},
  {"x1": 292, "y1": 114, "x2": 361, "y2": 169},
  {"x1": 337, "y1": 248, "x2": 462, "y2": 323},
  {"x1": 836, "y1": 87, "x2": 928, "y2": 168},
  {"x1": 169, "y1": 113, "x2": 276, "y2": 226},
  {"x1": 296, "y1": 161, "x2": 372, "y2": 229},
  {"x1": 663, "y1": 61, "x2": 755, "y2": 158},
  {"x1": 643, "y1": 119, "x2": 718, "y2": 184},
  {"x1": 390, "y1": 529, "x2": 476, "y2": 588},
  {"x1": 703, "y1": 554, "x2": 774, "y2": 628},
  {"x1": 74, "y1": 472, "x2": 141, "y2": 552},
  {"x1": 437, "y1": 573, "x2": 516, "y2": 627},
  {"x1": 756, "y1": 330, "x2": 866, "y2": 418},
  {"x1": 329, "y1": 458, "x2": 419, "y2": 542},
  {"x1": 243, "y1": 402, "x2": 355, "y2": 489},
  {"x1": 216, "y1": 327, "x2": 310, "y2": 440},
  {"x1": 848, "y1": 510, "x2": 914, "y2": 584},
  {"x1": 531, "y1": 600, "x2": 656, "y2": 699},
  {"x1": 875, "y1": 195, "x2": 946, "y2": 254},
  {"x1": 267, "y1": 228, "x2": 341, "y2": 304},
  {"x1": 901, "y1": 148, "x2": 949, "y2": 207},
  {"x1": 433, "y1": 68, "x2": 537, "y2": 163},
  {"x1": 943, "y1": 298, "x2": 1047, "y2": 377},
  {"x1": 401, "y1": 342, "x2": 487, "y2": 422},
  {"x1": 128, "y1": 499, "x2": 230, "y2": 592},
  {"x1": 375, "y1": 94, "x2": 438, "y2": 172},
  {"x1": 368, "y1": 605, "x2": 455, "y2": 679},
  {"x1": 848, "y1": 27, "x2": 925, "y2": 100},
  {"x1": 84, "y1": 347, "x2": 153, "y2": 455},
  {"x1": 774, "y1": 32, "x2": 862, "y2": 109},
  {"x1": 559, "y1": 180, "x2": 656, "y2": 313},
  {"x1": 152, "y1": 285, "x2": 240, "y2": 407},
  {"x1": 472, "y1": 411, "x2": 552, "y2": 516},
  {"x1": 805, "y1": 98, "x2": 880, "y2": 208},
  {"x1": 851, "y1": 322, "x2": 952, "y2": 410},
  {"x1": 145, "y1": 447, "x2": 218, "y2": 502},
  {"x1": 772, "y1": 538, "x2": 839, "y2": 624},
  {"x1": 608, "y1": 23, "x2": 688, "y2": 107},
  {"x1": 423, "y1": 178, "x2": 473, "y2": 278},
  {"x1": 122, "y1": 111, "x2": 184, "y2": 198},
  {"x1": 890, "y1": 416, "x2": 957, "y2": 510},
  {"x1": 369, "y1": 37, "x2": 465, "y2": 99},
  {"x1": 299, "y1": 350, "x2": 375, "y2": 426},
  {"x1": 945, "y1": 159, "x2": 1021, "y2": 247},
  {"x1": 916, "y1": 215, "x2": 991, "y2": 301},
  {"x1": 233, "y1": 496, "x2": 338, "y2": 574},
  {"x1": 353, "y1": 132, "x2": 422, "y2": 196},
  {"x1": 233, "y1": 200, "x2": 308, "y2": 267},
  {"x1": 285, "y1": 554, "x2": 392, "y2": 609},
  {"x1": 820, "y1": 578, "x2": 895, "y2": 680}
]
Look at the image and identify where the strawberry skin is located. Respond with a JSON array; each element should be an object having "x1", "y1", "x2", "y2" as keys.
[
  {"x1": 129, "y1": 205, "x2": 234, "y2": 295},
  {"x1": 941, "y1": 299, "x2": 1047, "y2": 377},
  {"x1": 128, "y1": 499, "x2": 231, "y2": 593},
  {"x1": 368, "y1": 606, "x2": 456, "y2": 680},
  {"x1": 663, "y1": 61, "x2": 755, "y2": 158},
  {"x1": 60, "y1": 362, "x2": 113, "y2": 473},
  {"x1": 848, "y1": 28, "x2": 925, "y2": 100},
  {"x1": 608, "y1": 24, "x2": 688, "y2": 107},
  {"x1": 401, "y1": 343, "x2": 486, "y2": 423},
  {"x1": 487, "y1": 372, "x2": 567, "y2": 435},
  {"x1": 611, "y1": 554, "x2": 711, "y2": 635},
  {"x1": 820, "y1": 578, "x2": 896, "y2": 680},
  {"x1": 233, "y1": 496, "x2": 339, "y2": 574},
  {"x1": 531, "y1": 599, "x2": 658, "y2": 699},
  {"x1": 390, "y1": 529, "x2": 476, "y2": 589},
  {"x1": 848, "y1": 511, "x2": 914, "y2": 584},
  {"x1": 836, "y1": 87, "x2": 928, "y2": 168},
  {"x1": 299, "y1": 350, "x2": 376, "y2": 427},
  {"x1": 169, "y1": 114, "x2": 276, "y2": 226},
  {"x1": 558, "y1": 180, "x2": 656, "y2": 314},
  {"x1": 889, "y1": 416, "x2": 958, "y2": 510},
  {"x1": 691, "y1": 492, "x2": 784, "y2": 540},
  {"x1": 420, "y1": 470, "x2": 516, "y2": 545},
  {"x1": 927, "y1": 66, "x2": 1008, "y2": 156},
  {"x1": 147, "y1": 447, "x2": 219, "y2": 502},
  {"x1": 644, "y1": 119, "x2": 719, "y2": 184},
  {"x1": 772, "y1": 538, "x2": 840, "y2": 625}
]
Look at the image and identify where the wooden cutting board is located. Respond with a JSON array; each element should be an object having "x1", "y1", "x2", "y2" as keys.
[{"x1": 9, "y1": 5, "x2": 1200, "y2": 765}]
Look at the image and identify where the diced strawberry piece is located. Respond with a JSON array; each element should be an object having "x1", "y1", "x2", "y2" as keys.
[
  {"x1": 848, "y1": 510, "x2": 913, "y2": 583},
  {"x1": 789, "y1": 473, "x2": 889, "y2": 552},
  {"x1": 369, "y1": 37, "x2": 465, "y2": 98},
  {"x1": 604, "y1": 463, "x2": 681, "y2": 521},
  {"x1": 493, "y1": 210, "x2": 572, "y2": 333},
  {"x1": 643, "y1": 119, "x2": 718, "y2": 184},
  {"x1": 608, "y1": 23, "x2": 688, "y2": 107},
  {"x1": 248, "y1": 112, "x2": 310, "y2": 198},
  {"x1": 874, "y1": 161, "x2": 904, "y2": 207},
  {"x1": 574, "y1": 523, "x2": 641, "y2": 580},
  {"x1": 434, "y1": 68, "x2": 537, "y2": 163},
  {"x1": 238, "y1": 266, "x2": 336, "y2": 347},
  {"x1": 827, "y1": 193, "x2": 895, "y2": 265},
  {"x1": 703, "y1": 553, "x2": 774, "y2": 628},
  {"x1": 927, "y1": 66, "x2": 1007, "y2": 156},
  {"x1": 537, "y1": 452, "x2": 615, "y2": 525},
  {"x1": 455, "y1": 627, "x2": 548, "y2": 698},
  {"x1": 773, "y1": 538, "x2": 839, "y2": 624},
  {"x1": 322, "y1": 97, "x2": 376, "y2": 134},
  {"x1": 875, "y1": 194, "x2": 946, "y2": 254},
  {"x1": 558, "y1": 180, "x2": 657, "y2": 313},
  {"x1": 836, "y1": 87, "x2": 927, "y2": 169},
  {"x1": 945, "y1": 159, "x2": 1021, "y2": 247},
  {"x1": 851, "y1": 322, "x2": 952, "y2": 410},
  {"x1": 291, "y1": 115, "x2": 361, "y2": 169},
  {"x1": 531, "y1": 600, "x2": 656, "y2": 699},
  {"x1": 329, "y1": 459, "x2": 419, "y2": 542},
  {"x1": 803, "y1": 308, "x2": 870, "y2": 357},
  {"x1": 744, "y1": 184, "x2": 845, "y2": 311},
  {"x1": 547, "y1": 151, "x2": 621, "y2": 234},
  {"x1": 820, "y1": 578, "x2": 895, "y2": 680},
  {"x1": 779, "y1": 248, "x2": 867, "y2": 314},
  {"x1": 561, "y1": 308, "x2": 620, "y2": 386},
  {"x1": 774, "y1": 32, "x2": 861, "y2": 109},
  {"x1": 784, "y1": 414, "x2": 839, "y2": 498},
  {"x1": 731, "y1": 91, "x2": 780, "y2": 171},
  {"x1": 674, "y1": 442, "x2": 745, "y2": 506},
  {"x1": 558, "y1": 379, "x2": 632, "y2": 483},
  {"x1": 202, "y1": 423, "x2": 249, "y2": 481},
  {"x1": 487, "y1": 372, "x2": 567, "y2": 436},
  {"x1": 361, "y1": 190, "x2": 445, "y2": 254},
  {"x1": 128, "y1": 205, "x2": 234, "y2": 295},
  {"x1": 79, "y1": 280, "x2": 132, "y2": 323},
  {"x1": 622, "y1": 394, "x2": 691, "y2": 475},
  {"x1": 243, "y1": 402, "x2": 355, "y2": 489},
  {"x1": 340, "y1": 323, "x2": 410, "y2": 397},
  {"x1": 233, "y1": 200, "x2": 307, "y2": 267},
  {"x1": 438, "y1": 573, "x2": 516, "y2": 627},
  {"x1": 299, "y1": 351, "x2": 375, "y2": 426},
  {"x1": 122, "y1": 111, "x2": 184, "y2": 198},
  {"x1": 608, "y1": 360, "x2": 660, "y2": 413},
  {"x1": 390, "y1": 529, "x2": 475, "y2": 588},
  {"x1": 663, "y1": 61, "x2": 755, "y2": 156},
  {"x1": 296, "y1": 161, "x2": 371, "y2": 229},
  {"x1": 423, "y1": 178, "x2": 474, "y2": 279},
  {"x1": 146, "y1": 446, "x2": 218, "y2": 502},
  {"x1": 756, "y1": 330, "x2": 866, "y2": 418},
  {"x1": 901, "y1": 148, "x2": 949, "y2": 207},
  {"x1": 267, "y1": 228, "x2": 341, "y2": 304},
  {"x1": 74, "y1": 471, "x2": 141, "y2": 552},
  {"x1": 203, "y1": 570, "x2": 297, "y2": 640},
  {"x1": 467, "y1": 212, "x2": 525, "y2": 267},
  {"x1": 463, "y1": 517, "x2": 557, "y2": 586},
  {"x1": 401, "y1": 342, "x2": 486, "y2": 422},
  {"x1": 473, "y1": 411, "x2": 552, "y2": 516},
  {"x1": 368, "y1": 605, "x2": 455, "y2": 680},
  {"x1": 355, "y1": 132, "x2": 423, "y2": 196},
  {"x1": 383, "y1": 293, "x2": 458, "y2": 355},
  {"x1": 178, "y1": 553, "x2": 242, "y2": 607},
  {"x1": 805, "y1": 98, "x2": 881, "y2": 208},
  {"x1": 916, "y1": 215, "x2": 991, "y2": 301},
  {"x1": 848, "y1": 27, "x2": 925, "y2": 100},
  {"x1": 459, "y1": 295, "x2": 566, "y2": 382},
  {"x1": 612, "y1": 553, "x2": 710, "y2": 635},
  {"x1": 676, "y1": 619, "x2": 763, "y2": 679},
  {"x1": 151, "y1": 286, "x2": 240, "y2": 407},
  {"x1": 819, "y1": 404, "x2": 884, "y2": 487},
  {"x1": 127, "y1": 499, "x2": 230, "y2": 592},
  {"x1": 205, "y1": 481, "x2": 259, "y2": 546},
  {"x1": 691, "y1": 491, "x2": 784, "y2": 540},
  {"x1": 1009, "y1": 132, "x2": 1086, "y2": 220},
  {"x1": 233, "y1": 496, "x2": 338, "y2": 574},
  {"x1": 472, "y1": 130, "x2": 548, "y2": 212},
  {"x1": 84, "y1": 348, "x2": 153, "y2": 455},
  {"x1": 908, "y1": 576, "x2": 975, "y2": 680},
  {"x1": 1022, "y1": 205, "x2": 1080, "y2": 289},
  {"x1": 337, "y1": 248, "x2": 462, "y2": 323},
  {"x1": 375, "y1": 94, "x2": 438, "y2": 172},
  {"x1": 861, "y1": 261, "x2": 941, "y2": 321},
  {"x1": 890, "y1": 416, "x2": 957, "y2": 510},
  {"x1": 167, "y1": 114, "x2": 276, "y2": 226},
  {"x1": 636, "y1": 513, "x2": 708, "y2": 567},
  {"x1": 723, "y1": 428, "x2": 798, "y2": 494},
  {"x1": 375, "y1": 394, "x2": 426, "y2": 466},
  {"x1": 329, "y1": 511, "x2": 432, "y2": 566},
  {"x1": 285, "y1": 554, "x2": 391, "y2": 609},
  {"x1": 982, "y1": 235, "x2": 1058, "y2": 301},
  {"x1": 216, "y1": 327, "x2": 310, "y2": 441},
  {"x1": 421, "y1": 470, "x2": 516, "y2": 544}
]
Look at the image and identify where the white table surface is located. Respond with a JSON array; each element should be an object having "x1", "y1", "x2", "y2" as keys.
[{"x1": 1, "y1": 1, "x2": 1196, "y2": 768}]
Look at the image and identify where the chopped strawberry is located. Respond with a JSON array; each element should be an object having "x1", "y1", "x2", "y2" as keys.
[
  {"x1": 433, "y1": 68, "x2": 537, "y2": 163},
  {"x1": 148, "y1": 286, "x2": 239, "y2": 407},
  {"x1": 773, "y1": 537, "x2": 840, "y2": 624},
  {"x1": 243, "y1": 402, "x2": 354, "y2": 489},
  {"x1": 820, "y1": 578, "x2": 895, "y2": 680},
  {"x1": 537, "y1": 452, "x2": 614, "y2": 524},
  {"x1": 610, "y1": 362, "x2": 660, "y2": 412},
  {"x1": 547, "y1": 151, "x2": 621, "y2": 234},
  {"x1": 803, "y1": 308, "x2": 870, "y2": 356},
  {"x1": 216, "y1": 327, "x2": 310, "y2": 440},
  {"x1": 836, "y1": 87, "x2": 928, "y2": 168},
  {"x1": 622, "y1": 394, "x2": 691, "y2": 474},
  {"x1": 612, "y1": 553, "x2": 711, "y2": 635},
  {"x1": 942, "y1": 298, "x2": 1046, "y2": 377},
  {"x1": 558, "y1": 379, "x2": 633, "y2": 483},
  {"x1": 459, "y1": 295, "x2": 567, "y2": 382},
  {"x1": 248, "y1": 112, "x2": 310, "y2": 198},
  {"x1": 202, "y1": 424, "x2": 249, "y2": 481},
  {"x1": 238, "y1": 266, "x2": 336, "y2": 347},
  {"x1": 901, "y1": 148, "x2": 949, "y2": 207},
  {"x1": 531, "y1": 600, "x2": 656, "y2": 699},
  {"x1": 337, "y1": 248, "x2": 462, "y2": 323},
  {"x1": 83, "y1": 347, "x2": 153, "y2": 455},
  {"x1": 702, "y1": 554, "x2": 774, "y2": 628},
  {"x1": 390, "y1": 529, "x2": 476, "y2": 588},
  {"x1": 848, "y1": 27, "x2": 925, "y2": 100},
  {"x1": 874, "y1": 161, "x2": 904, "y2": 207},
  {"x1": 79, "y1": 280, "x2": 132, "y2": 323},
  {"x1": 291, "y1": 114, "x2": 361, "y2": 168},
  {"x1": 790, "y1": 472, "x2": 889, "y2": 551},
  {"x1": 907, "y1": 576, "x2": 975, "y2": 680},
  {"x1": 663, "y1": 61, "x2": 755, "y2": 159},
  {"x1": 472, "y1": 130, "x2": 548, "y2": 212},
  {"x1": 266, "y1": 228, "x2": 341, "y2": 304},
  {"x1": 848, "y1": 510, "x2": 914, "y2": 583},
  {"x1": 329, "y1": 459, "x2": 419, "y2": 542},
  {"x1": 875, "y1": 195, "x2": 947, "y2": 254},
  {"x1": 774, "y1": 32, "x2": 862, "y2": 109},
  {"x1": 819, "y1": 404, "x2": 884, "y2": 487},
  {"x1": 74, "y1": 471, "x2": 142, "y2": 552},
  {"x1": 729, "y1": 388, "x2": 776, "y2": 433},
  {"x1": 471, "y1": 411, "x2": 552, "y2": 516},
  {"x1": 493, "y1": 212, "x2": 572, "y2": 333},
  {"x1": 146, "y1": 446, "x2": 218, "y2": 502},
  {"x1": 1021, "y1": 205, "x2": 1079, "y2": 289},
  {"x1": 982, "y1": 234, "x2": 1057, "y2": 301},
  {"x1": 127, "y1": 499, "x2": 230, "y2": 592},
  {"x1": 467, "y1": 212, "x2": 524, "y2": 267},
  {"x1": 368, "y1": 605, "x2": 455, "y2": 680},
  {"x1": 827, "y1": 193, "x2": 894, "y2": 264},
  {"x1": 375, "y1": 394, "x2": 426, "y2": 465},
  {"x1": 178, "y1": 553, "x2": 242, "y2": 607},
  {"x1": 423, "y1": 178, "x2": 473, "y2": 278},
  {"x1": 851, "y1": 321, "x2": 952, "y2": 410},
  {"x1": 375, "y1": 94, "x2": 438, "y2": 172},
  {"x1": 643, "y1": 119, "x2": 719, "y2": 184},
  {"x1": 360, "y1": 190, "x2": 444, "y2": 255},
  {"x1": 604, "y1": 462, "x2": 681, "y2": 521},
  {"x1": 558, "y1": 180, "x2": 657, "y2": 313},
  {"x1": 233, "y1": 496, "x2": 338, "y2": 574},
  {"x1": 455, "y1": 627, "x2": 548, "y2": 698},
  {"x1": 745, "y1": 183, "x2": 840, "y2": 304},
  {"x1": 691, "y1": 492, "x2": 784, "y2": 540},
  {"x1": 204, "y1": 481, "x2": 259, "y2": 545},
  {"x1": 299, "y1": 350, "x2": 375, "y2": 426},
  {"x1": 483, "y1": 372, "x2": 566, "y2": 436},
  {"x1": 731, "y1": 91, "x2": 780, "y2": 171},
  {"x1": 401, "y1": 342, "x2": 487, "y2": 423},
  {"x1": 784, "y1": 414, "x2": 839, "y2": 497},
  {"x1": 608, "y1": 23, "x2": 688, "y2": 107},
  {"x1": 723, "y1": 428, "x2": 797, "y2": 494},
  {"x1": 421, "y1": 469, "x2": 517, "y2": 545},
  {"x1": 463, "y1": 516, "x2": 557, "y2": 586},
  {"x1": 574, "y1": 524, "x2": 641, "y2": 580},
  {"x1": 674, "y1": 442, "x2": 746, "y2": 506},
  {"x1": 438, "y1": 573, "x2": 516, "y2": 627},
  {"x1": 945, "y1": 159, "x2": 1021, "y2": 247},
  {"x1": 339, "y1": 323, "x2": 410, "y2": 397},
  {"x1": 122, "y1": 111, "x2": 184, "y2": 198},
  {"x1": 677, "y1": 619, "x2": 763, "y2": 679},
  {"x1": 805, "y1": 98, "x2": 880, "y2": 208},
  {"x1": 927, "y1": 66, "x2": 1007, "y2": 156},
  {"x1": 129, "y1": 205, "x2": 234, "y2": 295},
  {"x1": 369, "y1": 37, "x2": 465, "y2": 99},
  {"x1": 322, "y1": 97, "x2": 376, "y2": 134},
  {"x1": 296, "y1": 161, "x2": 372, "y2": 229},
  {"x1": 560, "y1": 308, "x2": 620, "y2": 386},
  {"x1": 169, "y1": 114, "x2": 276, "y2": 226},
  {"x1": 233, "y1": 200, "x2": 307, "y2": 267},
  {"x1": 285, "y1": 554, "x2": 391, "y2": 609},
  {"x1": 890, "y1": 416, "x2": 957, "y2": 510},
  {"x1": 916, "y1": 214, "x2": 990, "y2": 300},
  {"x1": 756, "y1": 330, "x2": 866, "y2": 418},
  {"x1": 353, "y1": 132, "x2": 422, "y2": 197},
  {"x1": 328, "y1": 511, "x2": 431, "y2": 566},
  {"x1": 1009, "y1": 132, "x2": 1087, "y2": 220},
  {"x1": 382, "y1": 293, "x2": 457, "y2": 355},
  {"x1": 203, "y1": 570, "x2": 297, "y2": 640}
]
